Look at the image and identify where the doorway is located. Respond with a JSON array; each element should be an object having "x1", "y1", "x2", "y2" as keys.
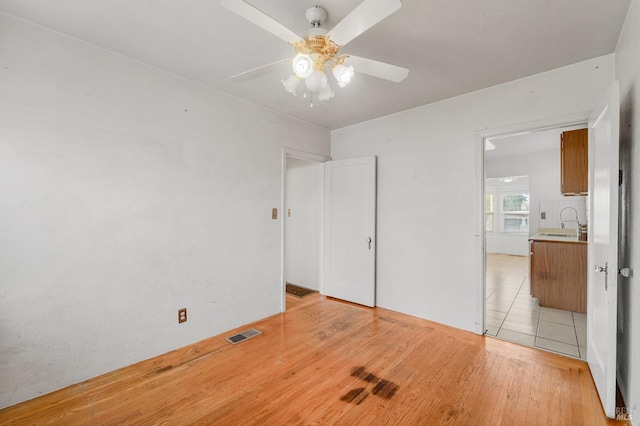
[
  {"x1": 477, "y1": 115, "x2": 589, "y2": 359},
  {"x1": 281, "y1": 148, "x2": 329, "y2": 312}
]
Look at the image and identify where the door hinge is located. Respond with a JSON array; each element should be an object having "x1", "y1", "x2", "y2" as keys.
[
  {"x1": 619, "y1": 267, "x2": 631, "y2": 278},
  {"x1": 619, "y1": 170, "x2": 623, "y2": 186}
]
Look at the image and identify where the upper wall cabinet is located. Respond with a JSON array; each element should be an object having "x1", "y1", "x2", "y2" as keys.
[{"x1": 561, "y1": 128, "x2": 588, "y2": 195}]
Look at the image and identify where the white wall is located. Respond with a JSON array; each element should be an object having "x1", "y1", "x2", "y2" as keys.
[
  {"x1": 615, "y1": 0, "x2": 640, "y2": 422},
  {"x1": 331, "y1": 55, "x2": 614, "y2": 332},
  {"x1": 285, "y1": 158, "x2": 323, "y2": 290},
  {"x1": 0, "y1": 13, "x2": 330, "y2": 408}
]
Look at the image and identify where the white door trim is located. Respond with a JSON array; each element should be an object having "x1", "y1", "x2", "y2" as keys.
[
  {"x1": 280, "y1": 147, "x2": 331, "y2": 312},
  {"x1": 474, "y1": 111, "x2": 591, "y2": 335}
]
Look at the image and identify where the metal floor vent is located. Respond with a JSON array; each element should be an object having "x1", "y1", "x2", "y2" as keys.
[{"x1": 226, "y1": 328, "x2": 261, "y2": 345}]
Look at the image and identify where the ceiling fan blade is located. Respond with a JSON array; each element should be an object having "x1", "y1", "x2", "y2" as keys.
[
  {"x1": 221, "y1": 0, "x2": 303, "y2": 44},
  {"x1": 327, "y1": 0, "x2": 402, "y2": 47},
  {"x1": 230, "y1": 59, "x2": 290, "y2": 83},
  {"x1": 346, "y1": 55, "x2": 409, "y2": 83}
]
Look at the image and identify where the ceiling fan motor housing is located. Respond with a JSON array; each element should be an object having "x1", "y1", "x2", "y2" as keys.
[
  {"x1": 296, "y1": 6, "x2": 346, "y2": 72},
  {"x1": 306, "y1": 6, "x2": 327, "y2": 27}
]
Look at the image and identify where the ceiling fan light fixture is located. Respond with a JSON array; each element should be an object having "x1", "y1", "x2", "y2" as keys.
[
  {"x1": 281, "y1": 74, "x2": 300, "y2": 95},
  {"x1": 221, "y1": 1, "x2": 408, "y2": 104},
  {"x1": 304, "y1": 69, "x2": 328, "y2": 92},
  {"x1": 317, "y1": 83, "x2": 335, "y2": 101},
  {"x1": 292, "y1": 53, "x2": 314, "y2": 78},
  {"x1": 332, "y1": 64, "x2": 354, "y2": 88}
]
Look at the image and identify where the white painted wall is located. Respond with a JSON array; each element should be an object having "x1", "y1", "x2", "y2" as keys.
[
  {"x1": 331, "y1": 55, "x2": 614, "y2": 332},
  {"x1": 285, "y1": 158, "x2": 323, "y2": 291},
  {"x1": 0, "y1": 14, "x2": 329, "y2": 409},
  {"x1": 615, "y1": 0, "x2": 640, "y2": 422}
]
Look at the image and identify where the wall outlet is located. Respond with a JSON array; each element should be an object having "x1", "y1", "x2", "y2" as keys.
[{"x1": 178, "y1": 308, "x2": 187, "y2": 323}]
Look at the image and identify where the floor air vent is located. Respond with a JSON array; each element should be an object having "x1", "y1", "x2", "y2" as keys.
[{"x1": 226, "y1": 328, "x2": 261, "y2": 345}]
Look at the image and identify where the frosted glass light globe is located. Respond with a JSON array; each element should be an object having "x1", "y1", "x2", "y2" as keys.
[
  {"x1": 333, "y1": 64, "x2": 354, "y2": 88},
  {"x1": 281, "y1": 74, "x2": 300, "y2": 96},
  {"x1": 292, "y1": 54, "x2": 314, "y2": 79},
  {"x1": 317, "y1": 84, "x2": 335, "y2": 101},
  {"x1": 304, "y1": 70, "x2": 328, "y2": 92}
]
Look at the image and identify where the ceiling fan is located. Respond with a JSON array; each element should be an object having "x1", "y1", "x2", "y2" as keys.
[{"x1": 220, "y1": 0, "x2": 409, "y2": 104}]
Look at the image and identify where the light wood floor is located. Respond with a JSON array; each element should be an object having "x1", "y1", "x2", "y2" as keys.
[{"x1": 0, "y1": 294, "x2": 624, "y2": 425}]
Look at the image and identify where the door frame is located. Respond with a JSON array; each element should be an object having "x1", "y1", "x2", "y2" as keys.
[
  {"x1": 280, "y1": 147, "x2": 331, "y2": 312},
  {"x1": 474, "y1": 111, "x2": 591, "y2": 335}
]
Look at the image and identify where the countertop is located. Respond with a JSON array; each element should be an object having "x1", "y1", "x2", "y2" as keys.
[{"x1": 529, "y1": 228, "x2": 587, "y2": 244}]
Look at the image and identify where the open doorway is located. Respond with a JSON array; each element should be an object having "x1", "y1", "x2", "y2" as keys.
[
  {"x1": 281, "y1": 149, "x2": 329, "y2": 311},
  {"x1": 481, "y1": 121, "x2": 589, "y2": 359}
]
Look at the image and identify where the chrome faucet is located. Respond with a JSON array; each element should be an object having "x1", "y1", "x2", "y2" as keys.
[{"x1": 560, "y1": 207, "x2": 580, "y2": 231}]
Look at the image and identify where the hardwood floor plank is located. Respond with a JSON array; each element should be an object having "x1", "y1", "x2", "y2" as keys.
[
  {"x1": 506, "y1": 357, "x2": 536, "y2": 425},
  {"x1": 0, "y1": 295, "x2": 626, "y2": 425}
]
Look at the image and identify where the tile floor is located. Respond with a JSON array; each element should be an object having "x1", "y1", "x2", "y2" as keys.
[{"x1": 485, "y1": 253, "x2": 587, "y2": 360}]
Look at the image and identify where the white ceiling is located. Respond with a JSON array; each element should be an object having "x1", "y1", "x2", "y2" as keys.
[
  {"x1": 486, "y1": 124, "x2": 587, "y2": 158},
  {"x1": 0, "y1": 0, "x2": 631, "y2": 130}
]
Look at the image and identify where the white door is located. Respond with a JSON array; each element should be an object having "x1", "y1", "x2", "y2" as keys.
[
  {"x1": 587, "y1": 80, "x2": 620, "y2": 418},
  {"x1": 324, "y1": 156, "x2": 376, "y2": 307}
]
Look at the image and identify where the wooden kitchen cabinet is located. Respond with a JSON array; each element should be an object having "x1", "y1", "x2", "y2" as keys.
[
  {"x1": 530, "y1": 240, "x2": 587, "y2": 313},
  {"x1": 560, "y1": 128, "x2": 588, "y2": 195}
]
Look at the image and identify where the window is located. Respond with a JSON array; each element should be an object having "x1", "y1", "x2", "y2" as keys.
[
  {"x1": 485, "y1": 178, "x2": 529, "y2": 236},
  {"x1": 485, "y1": 193, "x2": 494, "y2": 232},
  {"x1": 500, "y1": 192, "x2": 529, "y2": 233}
]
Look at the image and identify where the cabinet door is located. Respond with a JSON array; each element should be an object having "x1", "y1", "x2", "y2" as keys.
[
  {"x1": 530, "y1": 242, "x2": 539, "y2": 298},
  {"x1": 561, "y1": 128, "x2": 588, "y2": 195},
  {"x1": 530, "y1": 241, "x2": 553, "y2": 302},
  {"x1": 530, "y1": 241, "x2": 586, "y2": 313}
]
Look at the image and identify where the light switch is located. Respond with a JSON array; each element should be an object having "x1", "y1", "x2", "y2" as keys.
[{"x1": 272, "y1": 208, "x2": 278, "y2": 219}]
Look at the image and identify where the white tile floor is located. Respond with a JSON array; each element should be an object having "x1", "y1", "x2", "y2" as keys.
[{"x1": 485, "y1": 253, "x2": 587, "y2": 360}]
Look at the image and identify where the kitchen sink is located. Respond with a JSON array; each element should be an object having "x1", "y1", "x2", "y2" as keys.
[{"x1": 534, "y1": 228, "x2": 580, "y2": 240}]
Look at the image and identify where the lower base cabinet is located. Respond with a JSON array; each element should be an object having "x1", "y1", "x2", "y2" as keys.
[{"x1": 530, "y1": 240, "x2": 587, "y2": 313}]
